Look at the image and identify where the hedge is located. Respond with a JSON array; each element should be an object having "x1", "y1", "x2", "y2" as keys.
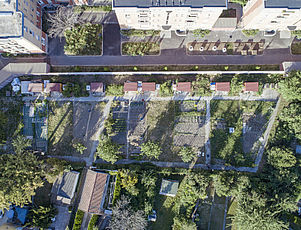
[
  {"x1": 88, "y1": 214, "x2": 99, "y2": 230},
  {"x1": 72, "y1": 210, "x2": 85, "y2": 230}
]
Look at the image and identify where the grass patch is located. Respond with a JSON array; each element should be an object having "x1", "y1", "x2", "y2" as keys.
[
  {"x1": 192, "y1": 29, "x2": 210, "y2": 38},
  {"x1": 122, "y1": 42, "x2": 160, "y2": 56},
  {"x1": 0, "y1": 98, "x2": 23, "y2": 146},
  {"x1": 291, "y1": 42, "x2": 301, "y2": 55},
  {"x1": 64, "y1": 24, "x2": 102, "y2": 55},
  {"x1": 51, "y1": 64, "x2": 280, "y2": 72},
  {"x1": 242, "y1": 29, "x2": 259, "y2": 37},
  {"x1": 48, "y1": 102, "x2": 73, "y2": 155},
  {"x1": 74, "y1": 5, "x2": 112, "y2": 13}
]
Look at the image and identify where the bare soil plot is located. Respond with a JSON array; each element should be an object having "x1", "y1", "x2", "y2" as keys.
[
  {"x1": 210, "y1": 100, "x2": 275, "y2": 166},
  {"x1": 73, "y1": 102, "x2": 105, "y2": 156},
  {"x1": 110, "y1": 101, "x2": 128, "y2": 154},
  {"x1": 128, "y1": 101, "x2": 147, "y2": 154},
  {"x1": 48, "y1": 102, "x2": 73, "y2": 155}
]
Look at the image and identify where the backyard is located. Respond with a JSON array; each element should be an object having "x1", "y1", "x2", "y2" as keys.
[
  {"x1": 210, "y1": 100, "x2": 275, "y2": 166},
  {"x1": 0, "y1": 98, "x2": 23, "y2": 149}
]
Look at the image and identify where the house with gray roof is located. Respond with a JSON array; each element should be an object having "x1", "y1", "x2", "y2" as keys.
[{"x1": 52, "y1": 171, "x2": 80, "y2": 205}]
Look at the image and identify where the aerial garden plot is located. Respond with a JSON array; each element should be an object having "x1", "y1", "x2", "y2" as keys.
[
  {"x1": 144, "y1": 100, "x2": 207, "y2": 162},
  {"x1": 210, "y1": 100, "x2": 276, "y2": 166},
  {"x1": 105, "y1": 100, "x2": 129, "y2": 155},
  {"x1": 48, "y1": 101, "x2": 105, "y2": 156}
]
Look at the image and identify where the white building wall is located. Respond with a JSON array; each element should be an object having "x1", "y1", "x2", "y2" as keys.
[{"x1": 115, "y1": 6, "x2": 224, "y2": 30}]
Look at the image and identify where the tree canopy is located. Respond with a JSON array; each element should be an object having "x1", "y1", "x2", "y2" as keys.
[
  {"x1": 27, "y1": 205, "x2": 57, "y2": 229},
  {"x1": 96, "y1": 134, "x2": 120, "y2": 164},
  {"x1": 278, "y1": 71, "x2": 301, "y2": 101},
  {"x1": 179, "y1": 147, "x2": 197, "y2": 163},
  {"x1": 0, "y1": 152, "x2": 44, "y2": 210},
  {"x1": 267, "y1": 147, "x2": 296, "y2": 169},
  {"x1": 140, "y1": 141, "x2": 162, "y2": 160}
]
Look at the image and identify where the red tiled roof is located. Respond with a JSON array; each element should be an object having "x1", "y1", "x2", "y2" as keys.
[
  {"x1": 28, "y1": 83, "x2": 43, "y2": 93},
  {"x1": 78, "y1": 170, "x2": 108, "y2": 213},
  {"x1": 124, "y1": 82, "x2": 138, "y2": 92},
  {"x1": 216, "y1": 82, "x2": 230, "y2": 92},
  {"x1": 90, "y1": 82, "x2": 104, "y2": 93},
  {"x1": 142, "y1": 82, "x2": 156, "y2": 92},
  {"x1": 45, "y1": 83, "x2": 62, "y2": 93},
  {"x1": 244, "y1": 82, "x2": 259, "y2": 92},
  {"x1": 176, "y1": 82, "x2": 191, "y2": 92}
]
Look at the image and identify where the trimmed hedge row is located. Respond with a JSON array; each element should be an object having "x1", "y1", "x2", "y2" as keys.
[
  {"x1": 88, "y1": 214, "x2": 99, "y2": 230},
  {"x1": 72, "y1": 210, "x2": 85, "y2": 230}
]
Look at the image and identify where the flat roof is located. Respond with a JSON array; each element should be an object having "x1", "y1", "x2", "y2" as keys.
[
  {"x1": 57, "y1": 171, "x2": 80, "y2": 201},
  {"x1": 45, "y1": 83, "x2": 62, "y2": 93},
  {"x1": 177, "y1": 82, "x2": 191, "y2": 92},
  {"x1": 244, "y1": 82, "x2": 258, "y2": 92},
  {"x1": 216, "y1": 82, "x2": 230, "y2": 91},
  {"x1": 90, "y1": 82, "x2": 104, "y2": 93},
  {"x1": 124, "y1": 82, "x2": 138, "y2": 91},
  {"x1": 159, "y1": 179, "x2": 179, "y2": 197},
  {"x1": 28, "y1": 83, "x2": 43, "y2": 92},
  {"x1": 0, "y1": 12, "x2": 22, "y2": 38},
  {"x1": 142, "y1": 82, "x2": 156, "y2": 91},
  {"x1": 113, "y1": 0, "x2": 227, "y2": 8},
  {"x1": 265, "y1": 0, "x2": 301, "y2": 8}
]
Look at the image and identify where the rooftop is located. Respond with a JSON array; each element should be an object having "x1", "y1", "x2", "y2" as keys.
[
  {"x1": 28, "y1": 83, "x2": 43, "y2": 93},
  {"x1": 113, "y1": 0, "x2": 227, "y2": 8},
  {"x1": 90, "y1": 82, "x2": 104, "y2": 93},
  {"x1": 265, "y1": 0, "x2": 301, "y2": 9},
  {"x1": 176, "y1": 82, "x2": 191, "y2": 92},
  {"x1": 0, "y1": 12, "x2": 22, "y2": 38},
  {"x1": 78, "y1": 170, "x2": 109, "y2": 213},
  {"x1": 57, "y1": 171, "x2": 80, "y2": 204},
  {"x1": 142, "y1": 82, "x2": 156, "y2": 92},
  {"x1": 124, "y1": 82, "x2": 138, "y2": 92},
  {"x1": 244, "y1": 82, "x2": 259, "y2": 92},
  {"x1": 159, "y1": 179, "x2": 179, "y2": 197},
  {"x1": 216, "y1": 82, "x2": 230, "y2": 91},
  {"x1": 45, "y1": 83, "x2": 62, "y2": 93}
]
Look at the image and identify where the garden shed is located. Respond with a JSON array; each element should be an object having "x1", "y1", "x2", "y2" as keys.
[{"x1": 159, "y1": 179, "x2": 179, "y2": 197}]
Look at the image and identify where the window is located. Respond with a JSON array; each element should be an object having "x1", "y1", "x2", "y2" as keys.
[
  {"x1": 36, "y1": 35, "x2": 40, "y2": 40},
  {"x1": 29, "y1": 29, "x2": 32, "y2": 34},
  {"x1": 24, "y1": 26, "x2": 28, "y2": 32},
  {"x1": 41, "y1": 37, "x2": 45, "y2": 45},
  {"x1": 36, "y1": 11, "x2": 40, "y2": 16}
]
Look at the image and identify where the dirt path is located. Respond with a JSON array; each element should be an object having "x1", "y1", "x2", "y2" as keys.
[
  {"x1": 205, "y1": 99, "x2": 211, "y2": 165},
  {"x1": 86, "y1": 98, "x2": 113, "y2": 166}
]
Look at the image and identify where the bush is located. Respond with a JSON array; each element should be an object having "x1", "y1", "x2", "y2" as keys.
[
  {"x1": 242, "y1": 29, "x2": 259, "y2": 37},
  {"x1": 88, "y1": 214, "x2": 99, "y2": 230},
  {"x1": 120, "y1": 29, "x2": 160, "y2": 37},
  {"x1": 291, "y1": 30, "x2": 301, "y2": 39},
  {"x1": 191, "y1": 75, "x2": 211, "y2": 96},
  {"x1": 192, "y1": 29, "x2": 210, "y2": 38},
  {"x1": 62, "y1": 83, "x2": 88, "y2": 97},
  {"x1": 74, "y1": 5, "x2": 112, "y2": 13},
  {"x1": 112, "y1": 173, "x2": 121, "y2": 205},
  {"x1": 72, "y1": 210, "x2": 84, "y2": 230},
  {"x1": 159, "y1": 81, "x2": 173, "y2": 97},
  {"x1": 106, "y1": 85, "x2": 124, "y2": 96}
]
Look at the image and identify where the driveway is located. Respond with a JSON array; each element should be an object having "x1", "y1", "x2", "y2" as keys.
[
  {"x1": 102, "y1": 24, "x2": 121, "y2": 56},
  {"x1": 50, "y1": 205, "x2": 70, "y2": 230}
]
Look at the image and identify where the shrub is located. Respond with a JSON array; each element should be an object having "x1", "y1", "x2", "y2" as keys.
[
  {"x1": 112, "y1": 173, "x2": 121, "y2": 205},
  {"x1": 120, "y1": 29, "x2": 160, "y2": 37},
  {"x1": 242, "y1": 29, "x2": 259, "y2": 37},
  {"x1": 179, "y1": 147, "x2": 197, "y2": 162},
  {"x1": 72, "y1": 210, "x2": 84, "y2": 230},
  {"x1": 191, "y1": 75, "x2": 211, "y2": 96},
  {"x1": 291, "y1": 30, "x2": 301, "y2": 39},
  {"x1": 96, "y1": 134, "x2": 121, "y2": 164},
  {"x1": 140, "y1": 141, "x2": 162, "y2": 160},
  {"x1": 192, "y1": 29, "x2": 210, "y2": 38},
  {"x1": 159, "y1": 81, "x2": 173, "y2": 97},
  {"x1": 88, "y1": 215, "x2": 99, "y2": 230},
  {"x1": 122, "y1": 42, "x2": 160, "y2": 56},
  {"x1": 106, "y1": 85, "x2": 124, "y2": 96}
]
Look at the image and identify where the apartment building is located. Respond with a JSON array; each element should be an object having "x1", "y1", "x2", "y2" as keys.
[
  {"x1": 0, "y1": 0, "x2": 47, "y2": 54},
  {"x1": 242, "y1": 0, "x2": 301, "y2": 30},
  {"x1": 113, "y1": 0, "x2": 228, "y2": 31}
]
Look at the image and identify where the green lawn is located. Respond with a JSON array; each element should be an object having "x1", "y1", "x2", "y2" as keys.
[
  {"x1": 150, "y1": 195, "x2": 177, "y2": 230},
  {"x1": 122, "y1": 42, "x2": 160, "y2": 56}
]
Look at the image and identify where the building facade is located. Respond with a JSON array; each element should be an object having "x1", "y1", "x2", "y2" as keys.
[
  {"x1": 0, "y1": 0, "x2": 47, "y2": 54},
  {"x1": 242, "y1": 0, "x2": 301, "y2": 31},
  {"x1": 113, "y1": 0, "x2": 227, "y2": 31}
]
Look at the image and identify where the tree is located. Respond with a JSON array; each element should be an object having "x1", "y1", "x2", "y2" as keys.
[
  {"x1": 140, "y1": 141, "x2": 162, "y2": 160},
  {"x1": 0, "y1": 153, "x2": 44, "y2": 210},
  {"x1": 179, "y1": 147, "x2": 197, "y2": 162},
  {"x1": 12, "y1": 135, "x2": 31, "y2": 154},
  {"x1": 109, "y1": 196, "x2": 147, "y2": 230},
  {"x1": 172, "y1": 215, "x2": 197, "y2": 230},
  {"x1": 119, "y1": 169, "x2": 139, "y2": 196},
  {"x1": 278, "y1": 71, "x2": 301, "y2": 101},
  {"x1": 27, "y1": 205, "x2": 57, "y2": 229},
  {"x1": 72, "y1": 141, "x2": 87, "y2": 154},
  {"x1": 279, "y1": 103, "x2": 301, "y2": 140},
  {"x1": 96, "y1": 134, "x2": 120, "y2": 164},
  {"x1": 267, "y1": 147, "x2": 296, "y2": 169},
  {"x1": 48, "y1": 6, "x2": 83, "y2": 38}
]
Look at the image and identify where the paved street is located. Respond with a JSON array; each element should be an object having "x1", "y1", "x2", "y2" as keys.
[{"x1": 102, "y1": 24, "x2": 121, "y2": 56}]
